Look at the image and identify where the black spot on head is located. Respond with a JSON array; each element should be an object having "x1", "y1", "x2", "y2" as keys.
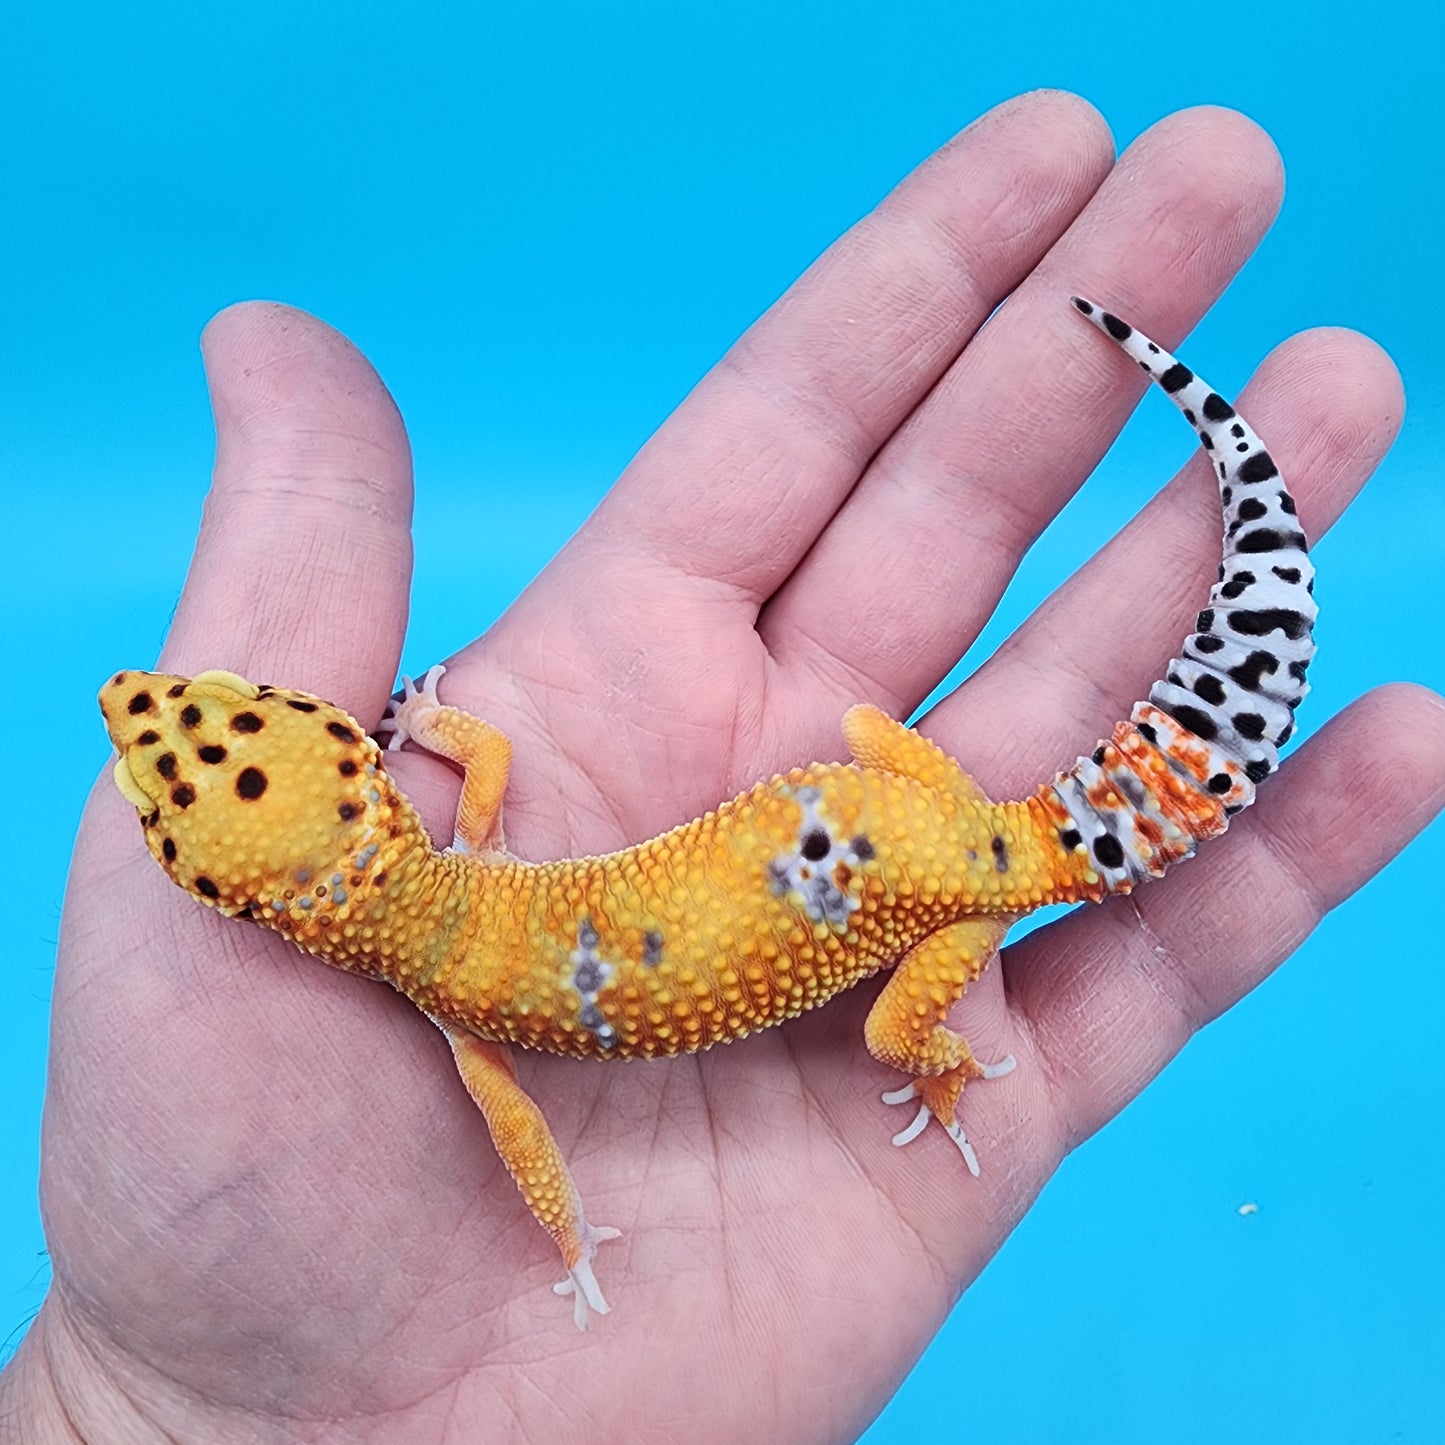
[
  {"x1": 1093, "y1": 834, "x2": 1125, "y2": 869},
  {"x1": 1136, "y1": 722, "x2": 1158, "y2": 744},
  {"x1": 112, "y1": 672, "x2": 128, "y2": 686},
  {"x1": 167, "y1": 683, "x2": 187, "y2": 698},
  {"x1": 1237, "y1": 451, "x2": 1279, "y2": 484},
  {"x1": 232, "y1": 712, "x2": 264, "y2": 733},
  {"x1": 991, "y1": 835, "x2": 1009, "y2": 872},
  {"x1": 1207, "y1": 773, "x2": 1233, "y2": 794},
  {"x1": 194, "y1": 876, "x2": 220, "y2": 898},
  {"x1": 339, "y1": 759, "x2": 359, "y2": 777},
  {"x1": 1202, "y1": 393, "x2": 1235, "y2": 422},
  {"x1": 162, "y1": 836, "x2": 177, "y2": 862},
  {"x1": 800, "y1": 828, "x2": 831, "y2": 862},
  {"x1": 850, "y1": 835, "x2": 875, "y2": 861},
  {"x1": 198, "y1": 744, "x2": 227, "y2": 764},
  {"x1": 1236, "y1": 499, "x2": 1268, "y2": 523},
  {"x1": 155, "y1": 752, "x2": 178, "y2": 781},
  {"x1": 1271, "y1": 565, "x2": 1302, "y2": 585},
  {"x1": 1163, "y1": 703, "x2": 1218, "y2": 741},
  {"x1": 1245, "y1": 759, "x2": 1271, "y2": 784},
  {"x1": 1158, "y1": 362, "x2": 1192, "y2": 392},
  {"x1": 1102, "y1": 311, "x2": 1132, "y2": 340},
  {"x1": 136, "y1": 729, "x2": 159, "y2": 746},
  {"x1": 180, "y1": 703, "x2": 203, "y2": 729},
  {"x1": 327, "y1": 722, "x2": 358, "y2": 744},
  {"x1": 1060, "y1": 827, "x2": 1082, "y2": 851},
  {"x1": 1193, "y1": 674, "x2": 1226, "y2": 705},
  {"x1": 1228, "y1": 608, "x2": 1310, "y2": 641},
  {"x1": 171, "y1": 783, "x2": 196, "y2": 808},
  {"x1": 236, "y1": 767, "x2": 268, "y2": 800},
  {"x1": 338, "y1": 801, "x2": 359, "y2": 822},
  {"x1": 128, "y1": 691, "x2": 154, "y2": 715},
  {"x1": 1192, "y1": 635, "x2": 1224, "y2": 654},
  {"x1": 287, "y1": 699, "x2": 318, "y2": 713},
  {"x1": 1233, "y1": 712, "x2": 1267, "y2": 741}
]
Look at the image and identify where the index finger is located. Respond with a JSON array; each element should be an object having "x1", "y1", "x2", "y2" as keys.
[{"x1": 573, "y1": 91, "x2": 1114, "y2": 604}]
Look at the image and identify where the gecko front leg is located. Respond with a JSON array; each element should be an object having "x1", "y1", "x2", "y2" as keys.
[{"x1": 377, "y1": 666, "x2": 512, "y2": 857}]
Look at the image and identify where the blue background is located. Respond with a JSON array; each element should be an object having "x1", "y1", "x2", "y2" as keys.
[{"x1": 4, "y1": 3, "x2": 1442, "y2": 1439}]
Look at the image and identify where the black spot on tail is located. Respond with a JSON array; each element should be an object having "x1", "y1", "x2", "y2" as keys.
[
  {"x1": 1159, "y1": 362, "x2": 1193, "y2": 393},
  {"x1": 1162, "y1": 703, "x2": 1218, "y2": 741},
  {"x1": 1237, "y1": 452, "x2": 1280, "y2": 483},
  {"x1": 1228, "y1": 609, "x2": 1310, "y2": 641}
]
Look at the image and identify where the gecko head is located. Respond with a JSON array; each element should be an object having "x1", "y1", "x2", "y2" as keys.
[{"x1": 99, "y1": 669, "x2": 395, "y2": 919}]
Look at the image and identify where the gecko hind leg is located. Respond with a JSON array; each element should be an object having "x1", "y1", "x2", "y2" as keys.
[
  {"x1": 864, "y1": 917, "x2": 1016, "y2": 1176},
  {"x1": 440, "y1": 1025, "x2": 621, "y2": 1329}
]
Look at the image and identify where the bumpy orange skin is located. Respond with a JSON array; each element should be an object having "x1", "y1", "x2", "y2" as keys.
[
  {"x1": 99, "y1": 666, "x2": 1098, "y2": 1325},
  {"x1": 100, "y1": 670, "x2": 1092, "y2": 1060}
]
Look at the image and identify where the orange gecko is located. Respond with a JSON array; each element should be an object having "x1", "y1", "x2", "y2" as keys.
[{"x1": 99, "y1": 300, "x2": 1315, "y2": 1327}]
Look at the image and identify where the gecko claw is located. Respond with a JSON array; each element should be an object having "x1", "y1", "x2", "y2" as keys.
[
  {"x1": 552, "y1": 1223, "x2": 623, "y2": 1330},
  {"x1": 377, "y1": 666, "x2": 449, "y2": 751}
]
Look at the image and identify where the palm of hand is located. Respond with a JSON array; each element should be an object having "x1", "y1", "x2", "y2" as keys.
[{"x1": 26, "y1": 95, "x2": 1445, "y2": 1444}]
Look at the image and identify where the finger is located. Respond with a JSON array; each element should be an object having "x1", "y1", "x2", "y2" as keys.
[
  {"x1": 1008, "y1": 683, "x2": 1445, "y2": 1149},
  {"x1": 924, "y1": 326, "x2": 1404, "y2": 797},
  {"x1": 158, "y1": 302, "x2": 414, "y2": 719},
  {"x1": 566, "y1": 91, "x2": 1114, "y2": 605},
  {"x1": 761, "y1": 107, "x2": 1284, "y2": 714}
]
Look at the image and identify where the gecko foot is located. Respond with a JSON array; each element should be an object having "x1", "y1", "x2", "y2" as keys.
[
  {"x1": 881, "y1": 1053, "x2": 1016, "y2": 1177},
  {"x1": 552, "y1": 1221, "x2": 623, "y2": 1330},
  {"x1": 375, "y1": 664, "x2": 448, "y2": 751}
]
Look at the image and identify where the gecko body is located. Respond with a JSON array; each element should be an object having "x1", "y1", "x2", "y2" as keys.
[{"x1": 99, "y1": 300, "x2": 1316, "y2": 1326}]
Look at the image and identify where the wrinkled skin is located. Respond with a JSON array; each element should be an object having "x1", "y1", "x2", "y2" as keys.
[{"x1": 6, "y1": 93, "x2": 1445, "y2": 1444}]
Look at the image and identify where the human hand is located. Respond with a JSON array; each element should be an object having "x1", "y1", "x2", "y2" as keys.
[{"x1": 7, "y1": 92, "x2": 1444, "y2": 1444}]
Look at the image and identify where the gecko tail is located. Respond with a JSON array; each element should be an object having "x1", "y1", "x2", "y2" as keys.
[{"x1": 1041, "y1": 298, "x2": 1317, "y2": 896}]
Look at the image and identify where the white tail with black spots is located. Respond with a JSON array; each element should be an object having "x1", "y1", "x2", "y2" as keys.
[{"x1": 1045, "y1": 299, "x2": 1317, "y2": 895}]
